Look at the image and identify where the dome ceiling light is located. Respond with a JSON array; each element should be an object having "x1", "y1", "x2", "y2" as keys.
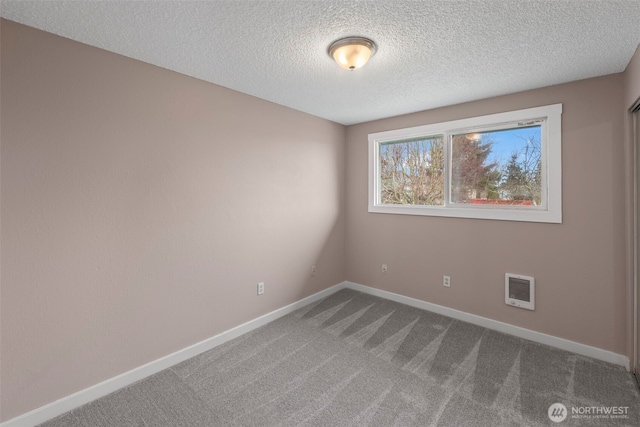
[{"x1": 328, "y1": 37, "x2": 377, "y2": 71}]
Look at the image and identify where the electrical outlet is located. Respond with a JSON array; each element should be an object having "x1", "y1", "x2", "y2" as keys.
[
  {"x1": 443, "y1": 276, "x2": 450, "y2": 287},
  {"x1": 257, "y1": 282, "x2": 265, "y2": 295},
  {"x1": 311, "y1": 265, "x2": 317, "y2": 276},
  {"x1": 382, "y1": 264, "x2": 388, "y2": 273}
]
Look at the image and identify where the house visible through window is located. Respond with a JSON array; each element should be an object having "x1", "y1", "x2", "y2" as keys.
[{"x1": 369, "y1": 104, "x2": 562, "y2": 223}]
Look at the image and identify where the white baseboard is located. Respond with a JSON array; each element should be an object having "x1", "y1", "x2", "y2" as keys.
[
  {"x1": 0, "y1": 282, "x2": 348, "y2": 427},
  {"x1": 345, "y1": 281, "x2": 630, "y2": 369},
  {"x1": 3, "y1": 280, "x2": 629, "y2": 426}
]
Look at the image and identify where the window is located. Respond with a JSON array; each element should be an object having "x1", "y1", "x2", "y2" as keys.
[{"x1": 369, "y1": 104, "x2": 562, "y2": 223}]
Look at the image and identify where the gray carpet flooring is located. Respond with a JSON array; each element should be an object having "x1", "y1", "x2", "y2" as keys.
[{"x1": 40, "y1": 289, "x2": 640, "y2": 426}]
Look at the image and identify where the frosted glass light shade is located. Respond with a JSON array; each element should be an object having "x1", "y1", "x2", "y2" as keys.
[{"x1": 328, "y1": 37, "x2": 377, "y2": 71}]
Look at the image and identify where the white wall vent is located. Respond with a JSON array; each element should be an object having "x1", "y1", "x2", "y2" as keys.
[{"x1": 505, "y1": 273, "x2": 535, "y2": 310}]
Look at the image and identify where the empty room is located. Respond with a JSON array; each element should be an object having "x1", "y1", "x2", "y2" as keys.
[{"x1": 2, "y1": 1, "x2": 640, "y2": 426}]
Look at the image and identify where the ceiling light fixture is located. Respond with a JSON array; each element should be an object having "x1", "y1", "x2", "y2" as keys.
[{"x1": 328, "y1": 37, "x2": 377, "y2": 71}]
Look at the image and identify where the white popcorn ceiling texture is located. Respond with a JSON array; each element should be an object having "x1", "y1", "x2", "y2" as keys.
[{"x1": 2, "y1": 0, "x2": 640, "y2": 125}]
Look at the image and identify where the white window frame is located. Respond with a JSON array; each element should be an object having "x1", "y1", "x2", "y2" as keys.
[{"x1": 368, "y1": 104, "x2": 562, "y2": 223}]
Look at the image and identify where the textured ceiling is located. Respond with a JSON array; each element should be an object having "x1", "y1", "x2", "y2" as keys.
[{"x1": 2, "y1": 0, "x2": 640, "y2": 125}]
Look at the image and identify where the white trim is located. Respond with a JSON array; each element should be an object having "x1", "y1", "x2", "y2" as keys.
[
  {"x1": 344, "y1": 281, "x2": 629, "y2": 369},
  {"x1": 368, "y1": 103, "x2": 563, "y2": 223},
  {"x1": 0, "y1": 282, "x2": 348, "y2": 427},
  {"x1": 3, "y1": 279, "x2": 629, "y2": 426}
]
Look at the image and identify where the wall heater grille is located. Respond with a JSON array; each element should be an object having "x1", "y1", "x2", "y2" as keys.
[{"x1": 505, "y1": 273, "x2": 535, "y2": 310}]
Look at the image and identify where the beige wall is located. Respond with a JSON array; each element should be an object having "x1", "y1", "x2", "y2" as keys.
[
  {"x1": 0, "y1": 20, "x2": 346, "y2": 421},
  {"x1": 346, "y1": 74, "x2": 628, "y2": 356},
  {"x1": 624, "y1": 44, "x2": 640, "y2": 110},
  {"x1": 2, "y1": 17, "x2": 639, "y2": 424},
  {"x1": 623, "y1": 44, "x2": 640, "y2": 371}
]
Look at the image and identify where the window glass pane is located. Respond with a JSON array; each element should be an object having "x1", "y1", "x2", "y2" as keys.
[
  {"x1": 379, "y1": 135, "x2": 444, "y2": 205},
  {"x1": 369, "y1": 104, "x2": 561, "y2": 222},
  {"x1": 451, "y1": 125, "x2": 542, "y2": 206}
]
